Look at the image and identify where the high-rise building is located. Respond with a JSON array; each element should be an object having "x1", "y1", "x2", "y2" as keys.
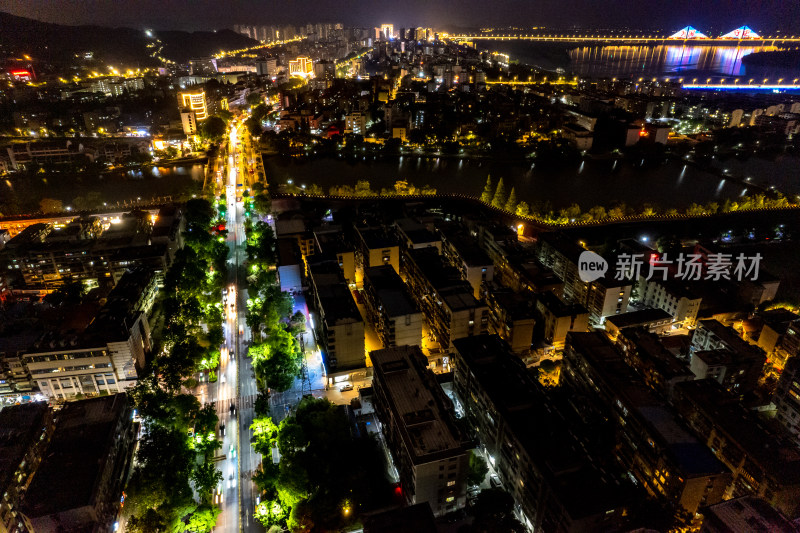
[
  {"x1": 380, "y1": 23, "x2": 394, "y2": 40},
  {"x1": 180, "y1": 109, "x2": 198, "y2": 135},
  {"x1": 178, "y1": 91, "x2": 208, "y2": 120},
  {"x1": 344, "y1": 112, "x2": 367, "y2": 135},
  {"x1": 288, "y1": 56, "x2": 314, "y2": 78},
  {"x1": 188, "y1": 57, "x2": 218, "y2": 76}
]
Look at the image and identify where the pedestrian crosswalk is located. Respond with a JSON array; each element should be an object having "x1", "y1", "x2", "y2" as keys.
[{"x1": 209, "y1": 394, "x2": 257, "y2": 412}]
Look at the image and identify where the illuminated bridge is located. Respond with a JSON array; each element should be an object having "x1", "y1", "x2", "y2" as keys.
[{"x1": 450, "y1": 26, "x2": 800, "y2": 45}]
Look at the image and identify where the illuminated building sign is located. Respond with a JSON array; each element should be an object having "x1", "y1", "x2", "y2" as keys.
[
  {"x1": 288, "y1": 56, "x2": 314, "y2": 78},
  {"x1": 179, "y1": 91, "x2": 208, "y2": 120}
]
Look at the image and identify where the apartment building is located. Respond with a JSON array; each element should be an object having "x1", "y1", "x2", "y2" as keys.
[
  {"x1": 402, "y1": 248, "x2": 488, "y2": 352},
  {"x1": 362, "y1": 265, "x2": 423, "y2": 349},
  {"x1": 563, "y1": 332, "x2": 730, "y2": 516},
  {"x1": 535, "y1": 291, "x2": 589, "y2": 348},
  {"x1": 23, "y1": 269, "x2": 156, "y2": 400},
  {"x1": 773, "y1": 356, "x2": 800, "y2": 444},
  {"x1": 1, "y1": 212, "x2": 175, "y2": 290},
  {"x1": 0, "y1": 403, "x2": 55, "y2": 533},
  {"x1": 483, "y1": 285, "x2": 536, "y2": 355},
  {"x1": 691, "y1": 320, "x2": 766, "y2": 395},
  {"x1": 438, "y1": 224, "x2": 494, "y2": 299},
  {"x1": 673, "y1": 379, "x2": 800, "y2": 518},
  {"x1": 21, "y1": 394, "x2": 137, "y2": 532},
  {"x1": 452, "y1": 335, "x2": 631, "y2": 532},
  {"x1": 536, "y1": 232, "x2": 632, "y2": 324},
  {"x1": 308, "y1": 259, "x2": 365, "y2": 378},
  {"x1": 613, "y1": 327, "x2": 694, "y2": 400},
  {"x1": 371, "y1": 345, "x2": 470, "y2": 516},
  {"x1": 638, "y1": 277, "x2": 702, "y2": 328},
  {"x1": 355, "y1": 226, "x2": 400, "y2": 284}
]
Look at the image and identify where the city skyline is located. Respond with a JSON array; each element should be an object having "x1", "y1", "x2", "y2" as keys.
[{"x1": 3, "y1": 0, "x2": 800, "y2": 33}]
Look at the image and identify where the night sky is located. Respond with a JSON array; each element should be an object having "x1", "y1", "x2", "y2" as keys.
[{"x1": 2, "y1": 0, "x2": 800, "y2": 34}]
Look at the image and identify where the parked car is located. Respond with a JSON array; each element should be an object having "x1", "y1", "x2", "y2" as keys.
[
  {"x1": 339, "y1": 384, "x2": 354, "y2": 392},
  {"x1": 490, "y1": 474, "x2": 503, "y2": 489}
]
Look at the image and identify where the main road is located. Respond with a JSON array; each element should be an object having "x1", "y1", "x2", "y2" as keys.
[{"x1": 211, "y1": 120, "x2": 264, "y2": 532}]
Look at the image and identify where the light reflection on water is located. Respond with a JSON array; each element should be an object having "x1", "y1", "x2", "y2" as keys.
[
  {"x1": 568, "y1": 45, "x2": 776, "y2": 77},
  {"x1": 264, "y1": 155, "x2": 750, "y2": 210},
  {"x1": 124, "y1": 164, "x2": 204, "y2": 180}
]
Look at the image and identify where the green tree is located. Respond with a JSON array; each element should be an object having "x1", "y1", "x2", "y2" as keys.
[
  {"x1": 254, "y1": 392, "x2": 271, "y2": 417},
  {"x1": 515, "y1": 201, "x2": 530, "y2": 217},
  {"x1": 480, "y1": 176, "x2": 493, "y2": 203},
  {"x1": 39, "y1": 198, "x2": 63, "y2": 214},
  {"x1": 185, "y1": 505, "x2": 221, "y2": 533},
  {"x1": 470, "y1": 488, "x2": 526, "y2": 533},
  {"x1": 252, "y1": 397, "x2": 392, "y2": 532},
  {"x1": 191, "y1": 463, "x2": 223, "y2": 503},
  {"x1": 250, "y1": 328, "x2": 302, "y2": 392},
  {"x1": 126, "y1": 509, "x2": 167, "y2": 533},
  {"x1": 124, "y1": 424, "x2": 194, "y2": 516},
  {"x1": 217, "y1": 109, "x2": 233, "y2": 123},
  {"x1": 587, "y1": 205, "x2": 607, "y2": 220},
  {"x1": 504, "y1": 187, "x2": 517, "y2": 212},
  {"x1": 467, "y1": 450, "x2": 489, "y2": 486},
  {"x1": 247, "y1": 92, "x2": 264, "y2": 107},
  {"x1": 199, "y1": 116, "x2": 227, "y2": 142},
  {"x1": 491, "y1": 178, "x2": 506, "y2": 209},
  {"x1": 43, "y1": 281, "x2": 85, "y2": 307}
]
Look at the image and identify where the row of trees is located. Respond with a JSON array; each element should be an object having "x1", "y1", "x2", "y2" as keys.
[
  {"x1": 125, "y1": 379, "x2": 223, "y2": 532},
  {"x1": 284, "y1": 179, "x2": 437, "y2": 197},
  {"x1": 243, "y1": 200, "x2": 305, "y2": 393},
  {"x1": 123, "y1": 198, "x2": 230, "y2": 532},
  {"x1": 479, "y1": 176, "x2": 797, "y2": 224},
  {"x1": 250, "y1": 397, "x2": 393, "y2": 531}
]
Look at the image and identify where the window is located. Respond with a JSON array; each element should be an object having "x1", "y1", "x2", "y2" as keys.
[
  {"x1": 446, "y1": 496, "x2": 454, "y2": 503},
  {"x1": 447, "y1": 481, "x2": 455, "y2": 486}
]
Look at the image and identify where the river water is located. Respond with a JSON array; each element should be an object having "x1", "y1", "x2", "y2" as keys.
[
  {"x1": 263, "y1": 155, "x2": 756, "y2": 211},
  {"x1": 473, "y1": 41, "x2": 786, "y2": 79}
]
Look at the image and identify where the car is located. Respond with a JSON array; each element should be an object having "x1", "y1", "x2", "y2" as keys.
[
  {"x1": 490, "y1": 474, "x2": 503, "y2": 489},
  {"x1": 221, "y1": 375, "x2": 226, "y2": 383},
  {"x1": 219, "y1": 423, "x2": 226, "y2": 437},
  {"x1": 467, "y1": 487, "x2": 480, "y2": 499},
  {"x1": 339, "y1": 384, "x2": 354, "y2": 392}
]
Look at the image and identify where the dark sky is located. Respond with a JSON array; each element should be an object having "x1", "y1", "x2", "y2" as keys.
[{"x1": 2, "y1": 0, "x2": 799, "y2": 33}]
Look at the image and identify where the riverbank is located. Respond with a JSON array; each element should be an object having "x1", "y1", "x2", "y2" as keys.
[
  {"x1": 263, "y1": 152, "x2": 750, "y2": 212},
  {"x1": 0, "y1": 166, "x2": 203, "y2": 216}
]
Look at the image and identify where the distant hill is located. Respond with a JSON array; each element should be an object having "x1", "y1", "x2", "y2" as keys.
[{"x1": 0, "y1": 11, "x2": 259, "y2": 67}]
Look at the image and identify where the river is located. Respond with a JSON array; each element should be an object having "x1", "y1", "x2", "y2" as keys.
[
  {"x1": 263, "y1": 154, "x2": 759, "y2": 211},
  {"x1": 472, "y1": 41, "x2": 789, "y2": 79}
]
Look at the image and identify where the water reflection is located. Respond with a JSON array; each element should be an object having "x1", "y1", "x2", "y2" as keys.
[
  {"x1": 568, "y1": 45, "x2": 776, "y2": 77},
  {"x1": 264, "y1": 155, "x2": 747, "y2": 210},
  {"x1": 124, "y1": 164, "x2": 204, "y2": 181}
]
